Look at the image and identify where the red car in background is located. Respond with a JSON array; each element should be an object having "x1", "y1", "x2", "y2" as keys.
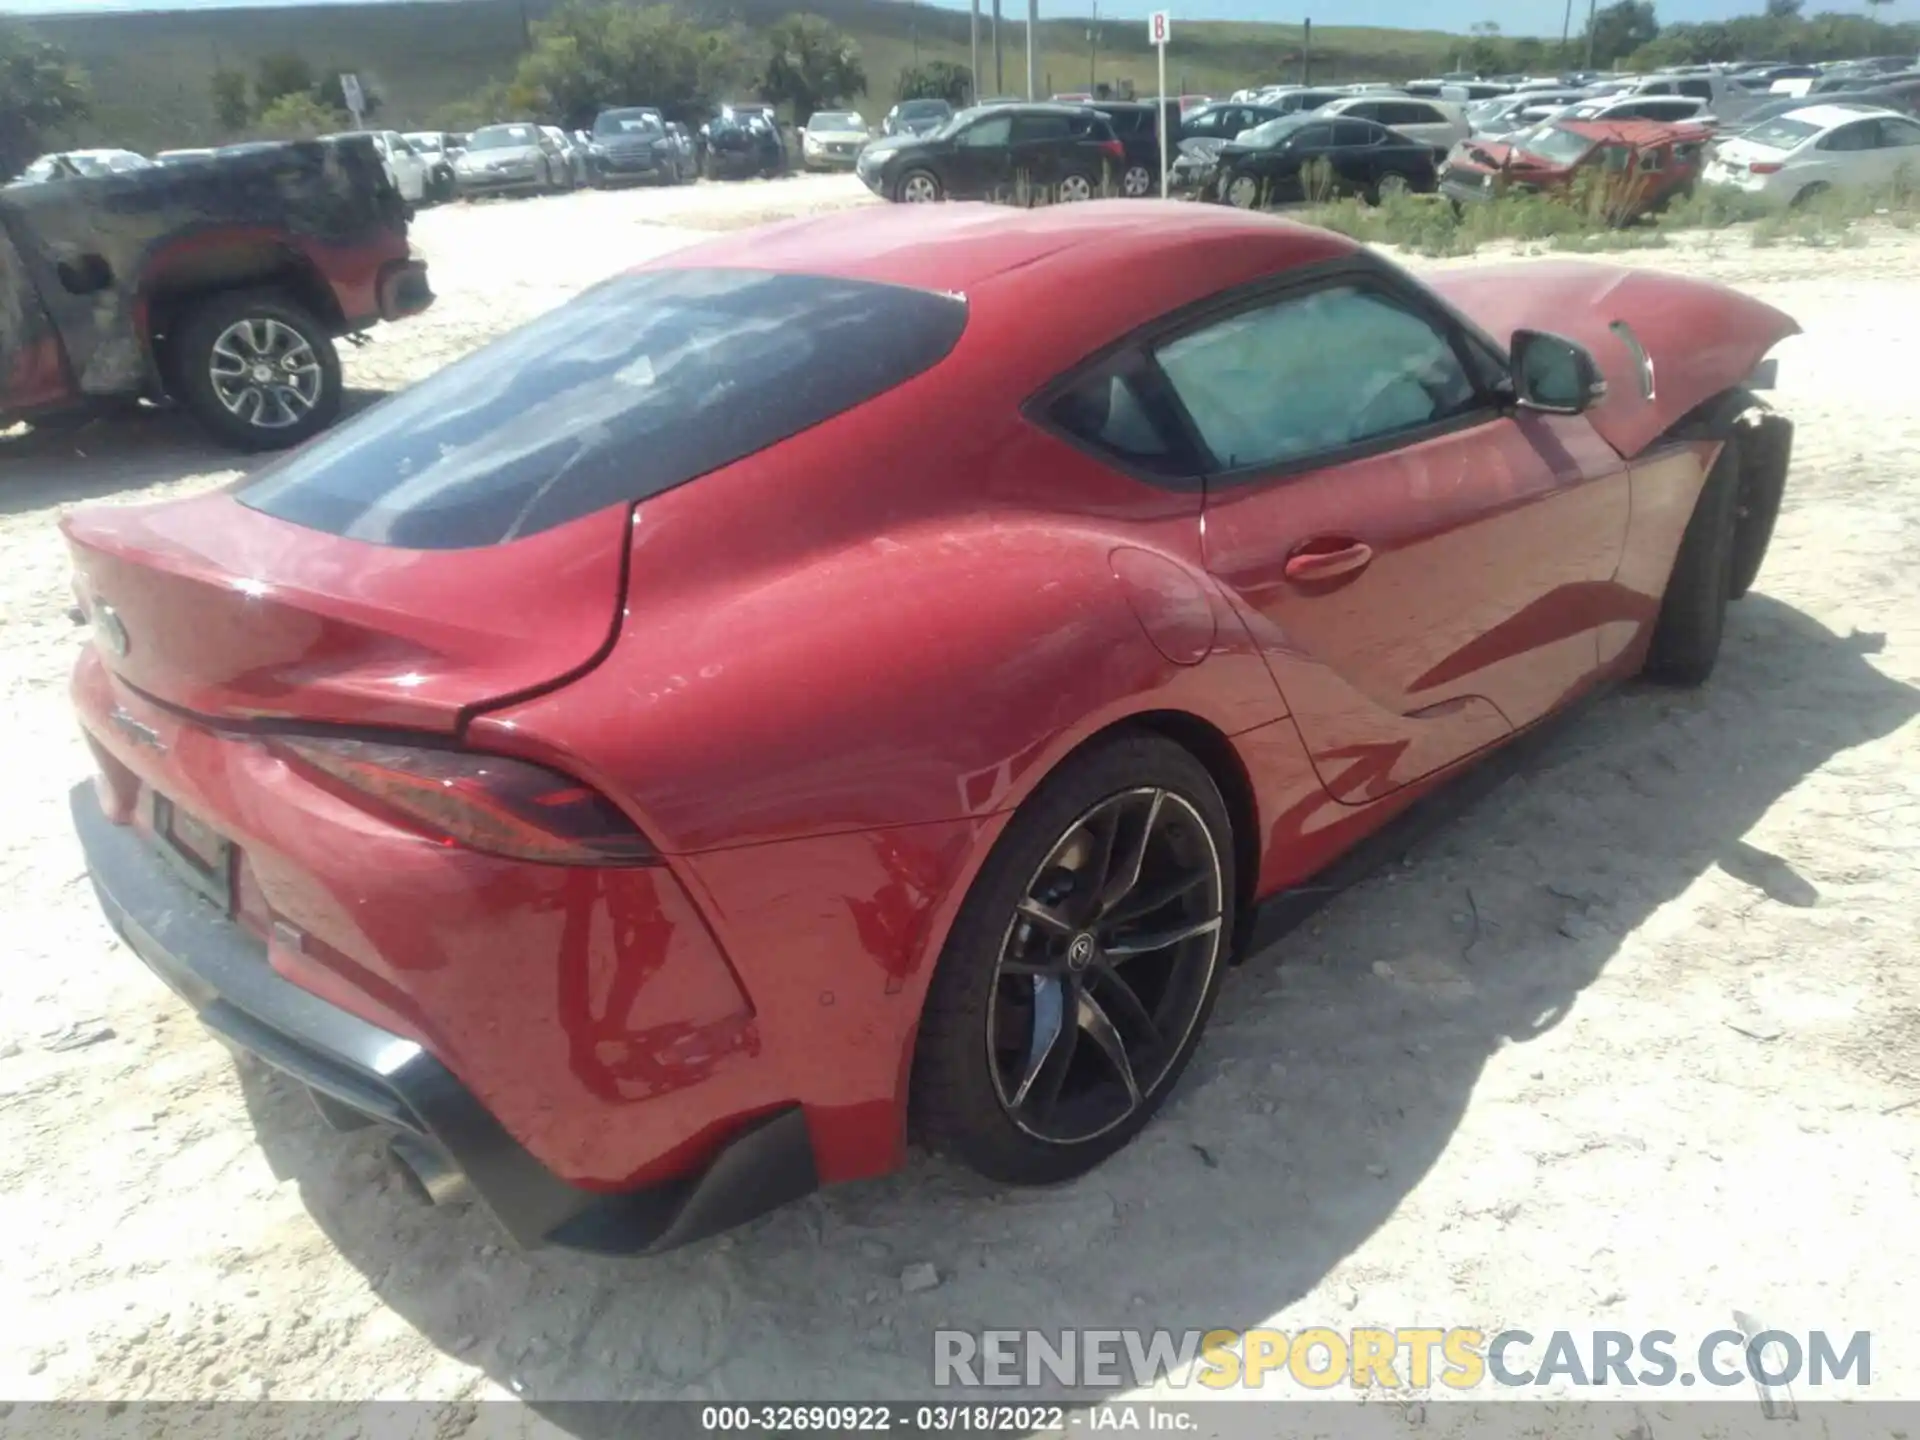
[
  {"x1": 1441, "y1": 118, "x2": 1714, "y2": 223},
  {"x1": 66, "y1": 203, "x2": 1795, "y2": 1253}
]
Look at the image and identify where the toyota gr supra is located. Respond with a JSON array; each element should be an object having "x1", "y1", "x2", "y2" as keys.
[{"x1": 66, "y1": 202, "x2": 1797, "y2": 1253}]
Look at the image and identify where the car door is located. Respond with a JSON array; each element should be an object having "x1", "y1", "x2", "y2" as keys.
[
  {"x1": 945, "y1": 112, "x2": 1015, "y2": 197},
  {"x1": 1008, "y1": 111, "x2": 1076, "y2": 193},
  {"x1": 1328, "y1": 120, "x2": 1383, "y2": 192},
  {"x1": 0, "y1": 217, "x2": 70, "y2": 414},
  {"x1": 1267, "y1": 120, "x2": 1336, "y2": 199},
  {"x1": 1807, "y1": 117, "x2": 1879, "y2": 188},
  {"x1": 1158, "y1": 268, "x2": 1630, "y2": 801},
  {"x1": 1861, "y1": 114, "x2": 1920, "y2": 183}
]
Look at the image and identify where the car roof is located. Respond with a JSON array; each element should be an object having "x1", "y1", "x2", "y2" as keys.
[
  {"x1": 1781, "y1": 102, "x2": 1902, "y2": 128},
  {"x1": 1556, "y1": 118, "x2": 1713, "y2": 144},
  {"x1": 642, "y1": 201, "x2": 1357, "y2": 304}
]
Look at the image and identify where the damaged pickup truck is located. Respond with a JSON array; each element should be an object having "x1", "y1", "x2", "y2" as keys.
[{"x1": 1, "y1": 135, "x2": 432, "y2": 451}]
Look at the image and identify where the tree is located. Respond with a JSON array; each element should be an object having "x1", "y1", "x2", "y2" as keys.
[
  {"x1": 254, "y1": 52, "x2": 316, "y2": 111},
  {"x1": 895, "y1": 59, "x2": 971, "y2": 106},
  {"x1": 1584, "y1": 0, "x2": 1659, "y2": 66},
  {"x1": 1763, "y1": 0, "x2": 1802, "y2": 18},
  {"x1": 513, "y1": 3, "x2": 744, "y2": 129},
  {"x1": 254, "y1": 90, "x2": 346, "y2": 139},
  {"x1": 760, "y1": 15, "x2": 866, "y2": 122},
  {"x1": 1463, "y1": 19, "x2": 1505, "y2": 75},
  {"x1": 210, "y1": 67, "x2": 251, "y2": 130},
  {"x1": 0, "y1": 21, "x2": 89, "y2": 179}
]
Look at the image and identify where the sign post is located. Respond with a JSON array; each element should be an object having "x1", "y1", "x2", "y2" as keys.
[
  {"x1": 1148, "y1": 11, "x2": 1170, "y2": 197},
  {"x1": 339, "y1": 72, "x2": 366, "y2": 129}
]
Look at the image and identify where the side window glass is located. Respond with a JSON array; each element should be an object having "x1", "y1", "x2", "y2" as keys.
[
  {"x1": 1048, "y1": 365, "x2": 1185, "y2": 475},
  {"x1": 1012, "y1": 115, "x2": 1071, "y2": 144},
  {"x1": 1154, "y1": 285, "x2": 1479, "y2": 471},
  {"x1": 960, "y1": 116, "x2": 1014, "y2": 148},
  {"x1": 1332, "y1": 120, "x2": 1376, "y2": 147}
]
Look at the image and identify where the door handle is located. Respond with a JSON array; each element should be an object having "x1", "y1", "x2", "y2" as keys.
[{"x1": 1284, "y1": 541, "x2": 1374, "y2": 582}]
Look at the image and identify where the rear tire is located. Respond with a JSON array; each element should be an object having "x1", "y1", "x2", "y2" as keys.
[
  {"x1": 895, "y1": 168, "x2": 943, "y2": 203},
  {"x1": 1791, "y1": 181, "x2": 1829, "y2": 208},
  {"x1": 1644, "y1": 435, "x2": 1740, "y2": 685},
  {"x1": 171, "y1": 290, "x2": 341, "y2": 453},
  {"x1": 911, "y1": 733, "x2": 1236, "y2": 1186}
]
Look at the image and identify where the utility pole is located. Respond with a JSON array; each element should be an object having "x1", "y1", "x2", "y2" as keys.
[
  {"x1": 1089, "y1": 1, "x2": 1098, "y2": 90},
  {"x1": 971, "y1": 0, "x2": 981, "y2": 102},
  {"x1": 1026, "y1": 0, "x2": 1038, "y2": 100},
  {"x1": 1301, "y1": 17, "x2": 1312, "y2": 85},
  {"x1": 1559, "y1": 0, "x2": 1574, "y2": 65},
  {"x1": 912, "y1": 0, "x2": 920, "y2": 65},
  {"x1": 993, "y1": 0, "x2": 1003, "y2": 96},
  {"x1": 1584, "y1": 0, "x2": 1598, "y2": 70}
]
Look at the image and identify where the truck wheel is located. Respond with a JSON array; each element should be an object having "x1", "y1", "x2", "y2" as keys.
[{"x1": 172, "y1": 291, "x2": 341, "y2": 452}]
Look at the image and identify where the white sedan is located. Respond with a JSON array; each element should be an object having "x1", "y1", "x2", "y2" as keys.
[{"x1": 1703, "y1": 103, "x2": 1920, "y2": 205}]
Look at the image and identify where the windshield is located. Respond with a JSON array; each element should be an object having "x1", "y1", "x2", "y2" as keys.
[
  {"x1": 808, "y1": 111, "x2": 863, "y2": 132},
  {"x1": 1742, "y1": 116, "x2": 1821, "y2": 150},
  {"x1": 1238, "y1": 113, "x2": 1312, "y2": 147},
  {"x1": 1516, "y1": 125, "x2": 1597, "y2": 165},
  {"x1": 898, "y1": 100, "x2": 951, "y2": 120},
  {"x1": 469, "y1": 124, "x2": 540, "y2": 150},
  {"x1": 407, "y1": 134, "x2": 443, "y2": 152},
  {"x1": 594, "y1": 110, "x2": 664, "y2": 138}
]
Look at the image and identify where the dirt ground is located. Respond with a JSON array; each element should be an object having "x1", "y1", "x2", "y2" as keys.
[{"x1": 2, "y1": 174, "x2": 1917, "y2": 1418}]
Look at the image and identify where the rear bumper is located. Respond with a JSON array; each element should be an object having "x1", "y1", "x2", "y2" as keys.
[{"x1": 70, "y1": 780, "x2": 818, "y2": 1253}]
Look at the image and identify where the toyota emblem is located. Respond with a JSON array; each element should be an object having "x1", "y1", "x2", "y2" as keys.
[{"x1": 1067, "y1": 933, "x2": 1097, "y2": 970}]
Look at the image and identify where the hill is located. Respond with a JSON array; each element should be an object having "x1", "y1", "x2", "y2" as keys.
[{"x1": 26, "y1": 0, "x2": 1471, "y2": 150}]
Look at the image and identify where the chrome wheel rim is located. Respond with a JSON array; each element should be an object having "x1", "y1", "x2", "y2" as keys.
[
  {"x1": 987, "y1": 787, "x2": 1225, "y2": 1145},
  {"x1": 1227, "y1": 175, "x2": 1259, "y2": 209},
  {"x1": 208, "y1": 318, "x2": 322, "y2": 430},
  {"x1": 1059, "y1": 173, "x2": 1093, "y2": 202},
  {"x1": 902, "y1": 173, "x2": 939, "y2": 202},
  {"x1": 1123, "y1": 165, "x2": 1152, "y2": 197}
]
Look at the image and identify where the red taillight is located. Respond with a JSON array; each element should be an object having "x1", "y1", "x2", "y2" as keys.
[
  {"x1": 270, "y1": 736, "x2": 658, "y2": 866},
  {"x1": 1749, "y1": 161, "x2": 1783, "y2": 174},
  {"x1": 1102, "y1": 139, "x2": 1126, "y2": 161}
]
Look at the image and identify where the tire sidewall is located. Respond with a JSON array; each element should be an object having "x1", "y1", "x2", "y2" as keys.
[
  {"x1": 172, "y1": 291, "x2": 342, "y2": 452},
  {"x1": 1644, "y1": 436, "x2": 1740, "y2": 684},
  {"x1": 896, "y1": 168, "x2": 941, "y2": 203},
  {"x1": 909, "y1": 732, "x2": 1237, "y2": 1185}
]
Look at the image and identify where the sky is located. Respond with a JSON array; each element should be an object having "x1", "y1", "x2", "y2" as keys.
[{"x1": 0, "y1": 0, "x2": 1911, "y2": 44}]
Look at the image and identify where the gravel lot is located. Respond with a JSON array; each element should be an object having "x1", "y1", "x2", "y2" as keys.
[{"x1": 2, "y1": 174, "x2": 1916, "y2": 1417}]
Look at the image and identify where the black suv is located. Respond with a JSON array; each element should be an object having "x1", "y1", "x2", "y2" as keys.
[
  {"x1": 1091, "y1": 99, "x2": 1184, "y2": 197},
  {"x1": 857, "y1": 103, "x2": 1126, "y2": 204}
]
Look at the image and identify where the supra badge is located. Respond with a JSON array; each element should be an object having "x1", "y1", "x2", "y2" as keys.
[{"x1": 108, "y1": 708, "x2": 165, "y2": 753}]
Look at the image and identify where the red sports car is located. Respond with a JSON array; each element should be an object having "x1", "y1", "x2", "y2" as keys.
[{"x1": 66, "y1": 203, "x2": 1797, "y2": 1253}]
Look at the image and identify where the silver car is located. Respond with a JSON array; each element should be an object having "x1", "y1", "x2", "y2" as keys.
[{"x1": 452, "y1": 122, "x2": 567, "y2": 197}]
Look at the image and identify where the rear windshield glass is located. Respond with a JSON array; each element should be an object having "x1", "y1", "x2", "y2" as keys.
[
  {"x1": 1743, "y1": 117, "x2": 1821, "y2": 150},
  {"x1": 237, "y1": 269, "x2": 968, "y2": 549}
]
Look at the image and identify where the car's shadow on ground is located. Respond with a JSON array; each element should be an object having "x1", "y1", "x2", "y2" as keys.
[
  {"x1": 228, "y1": 592, "x2": 1916, "y2": 1414},
  {"x1": 0, "y1": 390, "x2": 390, "y2": 517}
]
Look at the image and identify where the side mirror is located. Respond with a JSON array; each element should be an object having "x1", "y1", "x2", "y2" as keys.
[{"x1": 1510, "y1": 328, "x2": 1607, "y2": 414}]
